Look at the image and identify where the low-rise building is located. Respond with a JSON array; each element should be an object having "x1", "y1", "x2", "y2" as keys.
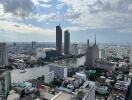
[
  {"x1": 76, "y1": 72, "x2": 87, "y2": 81},
  {"x1": 108, "y1": 75, "x2": 131, "y2": 100},
  {"x1": 72, "y1": 81, "x2": 95, "y2": 100},
  {"x1": 95, "y1": 83, "x2": 109, "y2": 95},
  {"x1": 7, "y1": 90, "x2": 20, "y2": 100},
  {"x1": 96, "y1": 59, "x2": 116, "y2": 71}
]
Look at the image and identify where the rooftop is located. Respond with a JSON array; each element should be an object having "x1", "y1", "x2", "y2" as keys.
[
  {"x1": 49, "y1": 64, "x2": 67, "y2": 68},
  {"x1": 52, "y1": 92, "x2": 72, "y2": 100}
]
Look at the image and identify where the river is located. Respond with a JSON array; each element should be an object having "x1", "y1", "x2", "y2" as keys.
[{"x1": 10, "y1": 56, "x2": 85, "y2": 83}]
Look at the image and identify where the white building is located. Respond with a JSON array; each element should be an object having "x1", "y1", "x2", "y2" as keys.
[
  {"x1": 129, "y1": 49, "x2": 132, "y2": 63},
  {"x1": 44, "y1": 71, "x2": 54, "y2": 84},
  {"x1": 100, "y1": 47, "x2": 109, "y2": 60},
  {"x1": 7, "y1": 90, "x2": 20, "y2": 100},
  {"x1": 0, "y1": 43, "x2": 8, "y2": 66},
  {"x1": 70, "y1": 43, "x2": 79, "y2": 56},
  {"x1": 49, "y1": 64, "x2": 67, "y2": 79},
  {"x1": 76, "y1": 72, "x2": 87, "y2": 81},
  {"x1": 36, "y1": 48, "x2": 46, "y2": 59}
]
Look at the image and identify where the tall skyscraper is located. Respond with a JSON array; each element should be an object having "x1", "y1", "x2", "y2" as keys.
[
  {"x1": 56, "y1": 25, "x2": 62, "y2": 54},
  {"x1": 129, "y1": 49, "x2": 132, "y2": 63},
  {"x1": 85, "y1": 35, "x2": 99, "y2": 67},
  {"x1": 64, "y1": 30, "x2": 70, "y2": 55},
  {"x1": 32, "y1": 41, "x2": 37, "y2": 57},
  {"x1": 0, "y1": 43, "x2": 8, "y2": 66}
]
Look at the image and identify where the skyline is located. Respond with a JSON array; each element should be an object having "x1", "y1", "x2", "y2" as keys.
[{"x1": 0, "y1": 0, "x2": 132, "y2": 43}]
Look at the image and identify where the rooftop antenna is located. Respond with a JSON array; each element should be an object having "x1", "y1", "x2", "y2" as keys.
[
  {"x1": 95, "y1": 34, "x2": 96, "y2": 45},
  {"x1": 87, "y1": 39, "x2": 89, "y2": 47}
]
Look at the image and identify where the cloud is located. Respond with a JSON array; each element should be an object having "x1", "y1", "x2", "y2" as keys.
[
  {"x1": 0, "y1": 4, "x2": 15, "y2": 21},
  {"x1": 38, "y1": 4, "x2": 52, "y2": 8},
  {"x1": 0, "y1": 0, "x2": 53, "y2": 19},
  {"x1": 63, "y1": 26, "x2": 89, "y2": 32},
  {"x1": 59, "y1": 0, "x2": 132, "y2": 29},
  {"x1": 0, "y1": 20, "x2": 55, "y2": 36},
  {"x1": 118, "y1": 27, "x2": 132, "y2": 34},
  {"x1": 32, "y1": 0, "x2": 52, "y2": 8},
  {"x1": 56, "y1": 2, "x2": 65, "y2": 9},
  {"x1": 88, "y1": 0, "x2": 132, "y2": 13},
  {"x1": 34, "y1": 12, "x2": 61, "y2": 22},
  {"x1": 32, "y1": 0, "x2": 52, "y2": 4},
  {"x1": 65, "y1": 12, "x2": 81, "y2": 19},
  {"x1": 0, "y1": 0, "x2": 34, "y2": 18}
]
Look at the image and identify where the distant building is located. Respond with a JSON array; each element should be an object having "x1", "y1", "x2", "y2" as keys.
[
  {"x1": 85, "y1": 36, "x2": 99, "y2": 67},
  {"x1": 0, "y1": 71, "x2": 11, "y2": 96},
  {"x1": 32, "y1": 41, "x2": 37, "y2": 57},
  {"x1": 49, "y1": 64, "x2": 67, "y2": 79},
  {"x1": 56, "y1": 25, "x2": 62, "y2": 54},
  {"x1": 64, "y1": 30, "x2": 70, "y2": 56},
  {"x1": 45, "y1": 50, "x2": 63, "y2": 59},
  {"x1": 70, "y1": 43, "x2": 79, "y2": 56},
  {"x1": 0, "y1": 43, "x2": 8, "y2": 66},
  {"x1": 116, "y1": 48, "x2": 128, "y2": 59},
  {"x1": 96, "y1": 59, "x2": 116, "y2": 71},
  {"x1": 80, "y1": 44, "x2": 87, "y2": 55},
  {"x1": 44, "y1": 71, "x2": 54, "y2": 84}
]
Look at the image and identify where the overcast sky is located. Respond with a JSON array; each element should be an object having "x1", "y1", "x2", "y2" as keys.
[{"x1": 0, "y1": 0, "x2": 132, "y2": 43}]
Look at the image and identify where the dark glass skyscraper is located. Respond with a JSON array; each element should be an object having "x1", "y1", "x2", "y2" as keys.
[
  {"x1": 56, "y1": 25, "x2": 62, "y2": 54},
  {"x1": 32, "y1": 41, "x2": 37, "y2": 57},
  {"x1": 64, "y1": 30, "x2": 70, "y2": 55},
  {"x1": 0, "y1": 43, "x2": 8, "y2": 66},
  {"x1": 85, "y1": 36, "x2": 99, "y2": 67}
]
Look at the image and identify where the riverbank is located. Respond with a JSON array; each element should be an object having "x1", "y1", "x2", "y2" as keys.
[
  {"x1": 1, "y1": 55, "x2": 85, "y2": 70},
  {"x1": 10, "y1": 56, "x2": 85, "y2": 83}
]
